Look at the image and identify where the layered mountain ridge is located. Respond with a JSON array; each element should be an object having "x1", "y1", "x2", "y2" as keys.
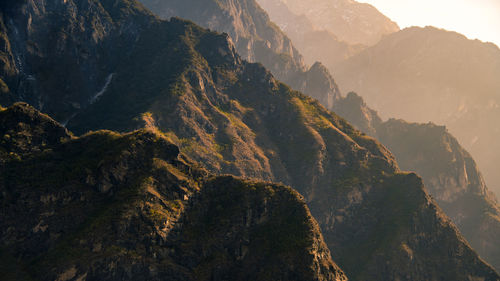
[
  {"x1": 249, "y1": 1, "x2": 500, "y2": 270},
  {"x1": 0, "y1": 102, "x2": 347, "y2": 281},
  {"x1": 332, "y1": 26, "x2": 500, "y2": 198},
  {"x1": 272, "y1": 0, "x2": 399, "y2": 46},
  {"x1": 0, "y1": 0, "x2": 499, "y2": 280},
  {"x1": 255, "y1": 0, "x2": 364, "y2": 67},
  {"x1": 334, "y1": 92, "x2": 500, "y2": 272},
  {"x1": 138, "y1": 0, "x2": 341, "y2": 108}
]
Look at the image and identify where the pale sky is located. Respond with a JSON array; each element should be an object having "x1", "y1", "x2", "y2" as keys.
[{"x1": 358, "y1": 0, "x2": 500, "y2": 47}]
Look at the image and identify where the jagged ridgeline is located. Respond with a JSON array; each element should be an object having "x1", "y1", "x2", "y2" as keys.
[
  {"x1": 0, "y1": 103, "x2": 347, "y2": 281},
  {"x1": 138, "y1": 0, "x2": 342, "y2": 109},
  {"x1": 376, "y1": 120, "x2": 500, "y2": 272},
  {"x1": 332, "y1": 27, "x2": 500, "y2": 199},
  {"x1": 0, "y1": 0, "x2": 499, "y2": 280},
  {"x1": 334, "y1": 92, "x2": 500, "y2": 272}
]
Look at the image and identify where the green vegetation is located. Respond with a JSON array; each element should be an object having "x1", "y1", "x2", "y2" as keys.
[
  {"x1": 292, "y1": 97, "x2": 333, "y2": 130},
  {"x1": 175, "y1": 176, "x2": 325, "y2": 279},
  {"x1": 1, "y1": 0, "x2": 497, "y2": 278},
  {"x1": 0, "y1": 103, "x2": 343, "y2": 280}
]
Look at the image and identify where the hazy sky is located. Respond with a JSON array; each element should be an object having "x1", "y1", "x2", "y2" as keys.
[{"x1": 358, "y1": 0, "x2": 500, "y2": 47}]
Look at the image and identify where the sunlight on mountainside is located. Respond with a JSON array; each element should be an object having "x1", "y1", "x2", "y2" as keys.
[{"x1": 2, "y1": 0, "x2": 500, "y2": 279}]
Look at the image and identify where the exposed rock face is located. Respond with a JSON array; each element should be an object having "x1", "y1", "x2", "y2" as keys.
[
  {"x1": 0, "y1": 0, "x2": 156, "y2": 122},
  {"x1": 1, "y1": 1, "x2": 499, "y2": 280},
  {"x1": 0, "y1": 103, "x2": 347, "y2": 281},
  {"x1": 376, "y1": 119, "x2": 500, "y2": 273},
  {"x1": 271, "y1": 0, "x2": 399, "y2": 46},
  {"x1": 335, "y1": 92, "x2": 500, "y2": 273},
  {"x1": 138, "y1": 0, "x2": 341, "y2": 109},
  {"x1": 333, "y1": 26, "x2": 500, "y2": 197}
]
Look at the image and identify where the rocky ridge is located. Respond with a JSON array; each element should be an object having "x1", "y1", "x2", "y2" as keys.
[
  {"x1": 0, "y1": 102, "x2": 347, "y2": 281},
  {"x1": 334, "y1": 92, "x2": 500, "y2": 272},
  {"x1": 332, "y1": 26, "x2": 500, "y2": 198},
  {"x1": 138, "y1": 0, "x2": 341, "y2": 109}
]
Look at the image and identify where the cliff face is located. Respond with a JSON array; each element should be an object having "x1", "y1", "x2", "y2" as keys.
[
  {"x1": 0, "y1": 103, "x2": 346, "y2": 281},
  {"x1": 335, "y1": 92, "x2": 500, "y2": 273},
  {"x1": 0, "y1": 0, "x2": 158, "y2": 122},
  {"x1": 1, "y1": 1, "x2": 499, "y2": 280},
  {"x1": 138, "y1": 0, "x2": 341, "y2": 109}
]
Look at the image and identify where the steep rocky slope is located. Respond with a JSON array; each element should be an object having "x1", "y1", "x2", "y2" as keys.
[
  {"x1": 272, "y1": 0, "x2": 399, "y2": 46},
  {"x1": 376, "y1": 120, "x2": 500, "y2": 272},
  {"x1": 334, "y1": 92, "x2": 500, "y2": 272},
  {"x1": 1, "y1": 1, "x2": 499, "y2": 280},
  {"x1": 333, "y1": 26, "x2": 500, "y2": 197},
  {"x1": 0, "y1": 12, "x2": 16, "y2": 105},
  {"x1": 138, "y1": 0, "x2": 341, "y2": 108},
  {"x1": 0, "y1": 0, "x2": 159, "y2": 122},
  {"x1": 0, "y1": 103, "x2": 347, "y2": 281},
  {"x1": 237, "y1": 0, "x2": 500, "y2": 269}
]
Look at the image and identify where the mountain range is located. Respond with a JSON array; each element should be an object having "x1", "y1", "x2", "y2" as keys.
[
  {"x1": 253, "y1": 0, "x2": 500, "y2": 272},
  {"x1": 334, "y1": 92, "x2": 500, "y2": 272},
  {"x1": 138, "y1": 0, "x2": 342, "y2": 109},
  {"x1": 0, "y1": 102, "x2": 348, "y2": 280},
  {"x1": 268, "y1": 0, "x2": 399, "y2": 46},
  {"x1": 332, "y1": 26, "x2": 500, "y2": 199},
  {"x1": 255, "y1": 0, "x2": 364, "y2": 68},
  {"x1": 257, "y1": 1, "x2": 500, "y2": 203},
  {"x1": 1, "y1": 0, "x2": 499, "y2": 280}
]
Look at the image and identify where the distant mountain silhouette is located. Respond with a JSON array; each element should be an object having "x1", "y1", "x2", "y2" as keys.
[
  {"x1": 264, "y1": 0, "x2": 399, "y2": 46},
  {"x1": 333, "y1": 26, "x2": 500, "y2": 199}
]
